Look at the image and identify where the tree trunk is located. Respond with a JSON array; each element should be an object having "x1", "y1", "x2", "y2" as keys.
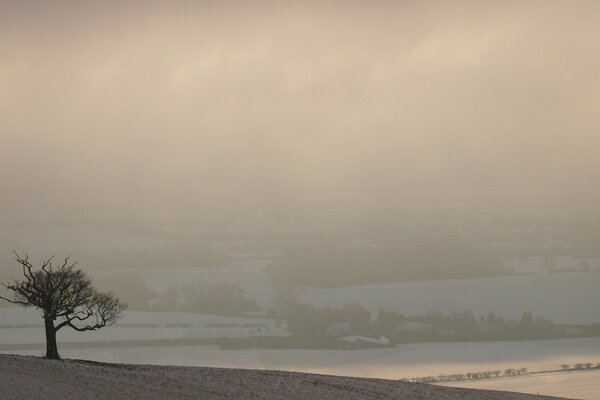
[{"x1": 44, "y1": 317, "x2": 60, "y2": 359}]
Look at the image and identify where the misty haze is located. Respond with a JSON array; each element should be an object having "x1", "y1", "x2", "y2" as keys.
[{"x1": 1, "y1": 1, "x2": 600, "y2": 399}]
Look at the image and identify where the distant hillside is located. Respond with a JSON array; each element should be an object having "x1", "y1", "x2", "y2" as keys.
[
  {"x1": 0, "y1": 354, "x2": 569, "y2": 400},
  {"x1": 268, "y1": 245, "x2": 506, "y2": 287}
]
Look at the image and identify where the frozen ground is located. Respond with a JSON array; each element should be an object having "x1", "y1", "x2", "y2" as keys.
[{"x1": 0, "y1": 354, "x2": 570, "y2": 400}]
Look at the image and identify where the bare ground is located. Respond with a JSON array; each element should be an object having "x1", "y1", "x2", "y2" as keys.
[{"x1": 0, "y1": 354, "x2": 574, "y2": 400}]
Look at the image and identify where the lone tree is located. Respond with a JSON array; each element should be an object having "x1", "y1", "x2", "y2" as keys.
[{"x1": 0, "y1": 253, "x2": 126, "y2": 359}]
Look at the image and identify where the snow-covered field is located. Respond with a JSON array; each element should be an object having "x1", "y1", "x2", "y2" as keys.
[
  {"x1": 440, "y1": 370, "x2": 600, "y2": 400},
  {"x1": 0, "y1": 308, "x2": 278, "y2": 327},
  {"x1": 0, "y1": 354, "x2": 570, "y2": 400},
  {"x1": 0, "y1": 308, "x2": 287, "y2": 344},
  {"x1": 3, "y1": 337, "x2": 600, "y2": 398},
  {"x1": 6, "y1": 338, "x2": 597, "y2": 379}
]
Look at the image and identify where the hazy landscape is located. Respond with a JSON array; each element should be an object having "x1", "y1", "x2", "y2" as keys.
[
  {"x1": 2, "y1": 1, "x2": 600, "y2": 399},
  {"x1": 2, "y1": 223, "x2": 600, "y2": 398}
]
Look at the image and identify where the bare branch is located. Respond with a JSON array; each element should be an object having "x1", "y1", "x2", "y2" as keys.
[
  {"x1": 1, "y1": 252, "x2": 127, "y2": 337},
  {"x1": 0, "y1": 294, "x2": 30, "y2": 306}
]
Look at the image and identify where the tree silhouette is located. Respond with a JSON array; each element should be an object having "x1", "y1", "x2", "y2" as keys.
[{"x1": 0, "y1": 253, "x2": 126, "y2": 359}]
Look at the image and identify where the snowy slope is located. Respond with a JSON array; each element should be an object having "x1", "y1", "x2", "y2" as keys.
[{"x1": 0, "y1": 354, "x2": 571, "y2": 400}]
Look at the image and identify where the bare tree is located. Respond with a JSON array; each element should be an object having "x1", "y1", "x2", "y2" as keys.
[{"x1": 0, "y1": 253, "x2": 126, "y2": 359}]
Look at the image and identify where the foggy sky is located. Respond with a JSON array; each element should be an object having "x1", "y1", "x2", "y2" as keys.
[{"x1": 1, "y1": 1, "x2": 600, "y2": 220}]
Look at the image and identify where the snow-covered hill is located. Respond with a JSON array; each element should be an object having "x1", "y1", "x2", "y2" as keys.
[{"x1": 0, "y1": 354, "x2": 571, "y2": 400}]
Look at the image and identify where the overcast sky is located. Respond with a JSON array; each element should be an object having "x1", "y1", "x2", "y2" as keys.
[{"x1": 1, "y1": 1, "x2": 599, "y2": 220}]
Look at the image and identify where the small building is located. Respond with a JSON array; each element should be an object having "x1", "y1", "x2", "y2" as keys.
[{"x1": 339, "y1": 335, "x2": 391, "y2": 349}]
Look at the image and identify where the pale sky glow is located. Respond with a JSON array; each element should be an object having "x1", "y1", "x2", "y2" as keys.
[{"x1": 1, "y1": 1, "x2": 600, "y2": 218}]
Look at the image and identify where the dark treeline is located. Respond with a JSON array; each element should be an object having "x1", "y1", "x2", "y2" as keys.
[
  {"x1": 150, "y1": 283, "x2": 259, "y2": 316},
  {"x1": 284, "y1": 302, "x2": 600, "y2": 344},
  {"x1": 94, "y1": 274, "x2": 259, "y2": 316},
  {"x1": 268, "y1": 245, "x2": 506, "y2": 287}
]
